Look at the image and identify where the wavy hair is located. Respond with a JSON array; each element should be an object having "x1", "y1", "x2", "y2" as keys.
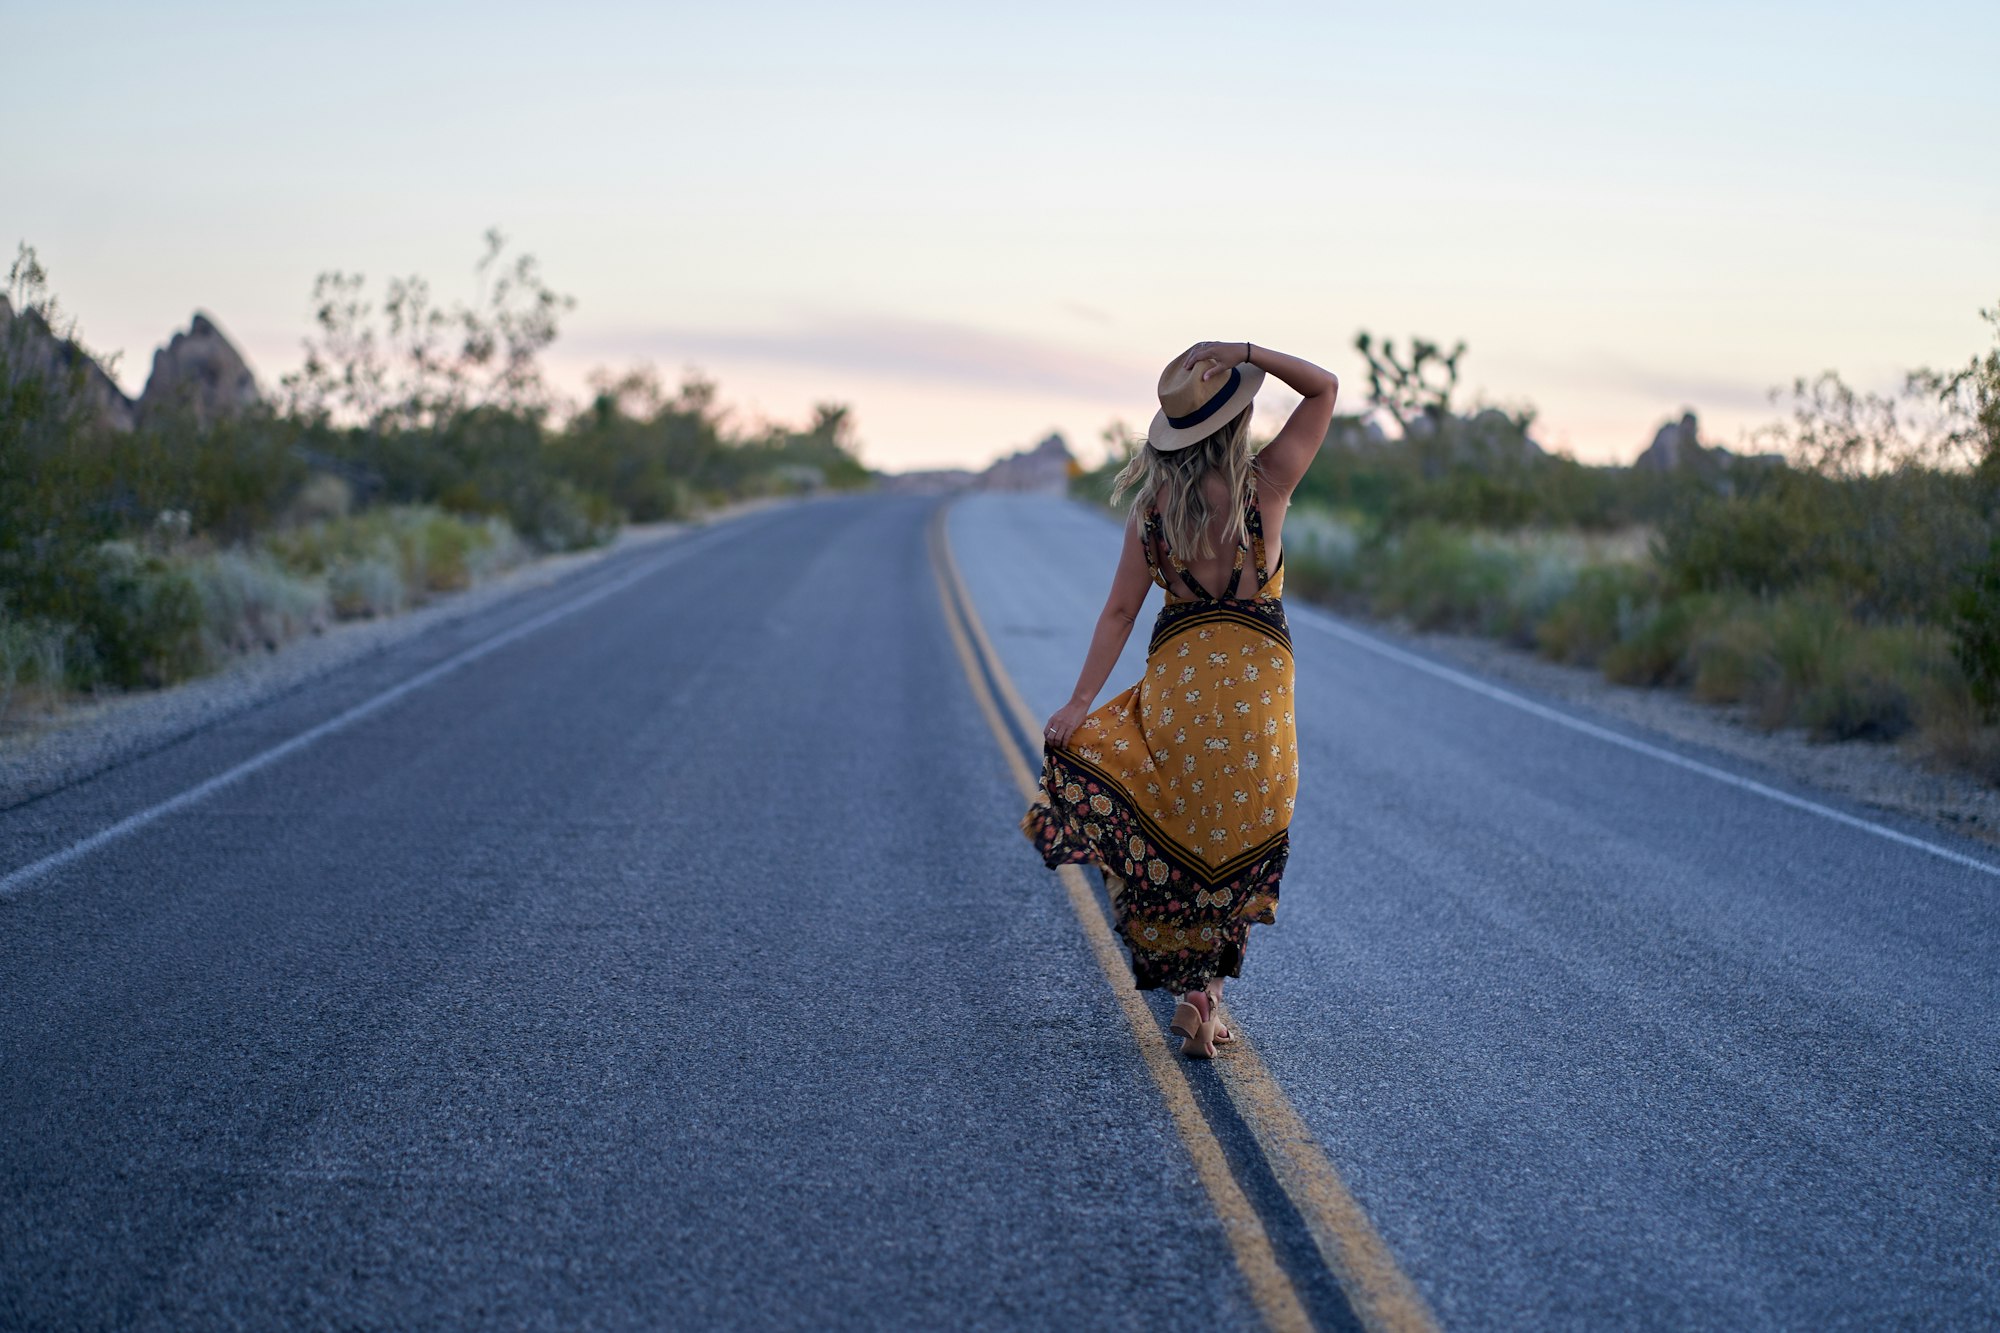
[{"x1": 1110, "y1": 407, "x2": 1255, "y2": 563}]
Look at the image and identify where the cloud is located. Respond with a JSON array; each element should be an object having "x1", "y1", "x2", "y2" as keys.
[{"x1": 572, "y1": 313, "x2": 1148, "y2": 402}]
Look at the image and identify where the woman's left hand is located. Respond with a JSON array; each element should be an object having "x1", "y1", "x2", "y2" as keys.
[
  {"x1": 1182, "y1": 340, "x2": 1252, "y2": 382},
  {"x1": 1044, "y1": 700, "x2": 1090, "y2": 749}
]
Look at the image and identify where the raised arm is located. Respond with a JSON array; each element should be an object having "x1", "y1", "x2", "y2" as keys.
[
  {"x1": 1182, "y1": 340, "x2": 1339, "y2": 497},
  {"x1": 1043, "y1": 508, "x2": 1155, "y2": 748}
]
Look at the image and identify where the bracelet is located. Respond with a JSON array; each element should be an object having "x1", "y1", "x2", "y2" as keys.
[{"x1": 1245, "y1": 341, "x2": 1254, "y2": 364}]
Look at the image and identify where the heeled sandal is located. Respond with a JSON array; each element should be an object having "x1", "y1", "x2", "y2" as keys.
[{"x1": 1170, "y1": 990, "x2": 1220, "y2": 1059}]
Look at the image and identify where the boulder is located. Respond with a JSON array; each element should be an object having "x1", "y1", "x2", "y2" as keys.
[
  {"x1": 978, "y1": 433, "x2": 1075, "y2": 494},
  {"x1": 136, "y1": 312, "x2": 259, "y2": 428},
  {"x1": 1634, "y1": 411, "x2": 1703, "y2": 471},
  {"x1": 1460, "y1": 406, "x2": 1546, "y2": 462},
  {"x1": 0, "y1": 293, "x2": 138, "y2": 431},
  {"x1": 1632, "y1": 411, "x2": 1789, "y2": 475}
]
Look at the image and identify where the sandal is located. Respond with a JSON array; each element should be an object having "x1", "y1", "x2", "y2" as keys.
[{"x1": 1170, "y1": 990, "x2": 1219, "y2": 1060}]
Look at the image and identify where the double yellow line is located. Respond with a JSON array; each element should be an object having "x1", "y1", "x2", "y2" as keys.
[{"x1": 928, "y1": 504, "x2": 1439, "y2": 1333}]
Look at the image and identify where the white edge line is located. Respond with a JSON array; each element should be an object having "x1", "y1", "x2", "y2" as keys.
[
  {"x1": 1294, "y1": 607, "x2": 2000, "y2": 879},
  {"x1": 0, "y1": 520, "x2": 748, "y2": 898}
]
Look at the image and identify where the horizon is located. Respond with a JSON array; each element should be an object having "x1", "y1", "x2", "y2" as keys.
[{"x1": 9, "y1": 0, "x2": 1996, "y2": 472}]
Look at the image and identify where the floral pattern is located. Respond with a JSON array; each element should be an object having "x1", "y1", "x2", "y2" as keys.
[{"x1": 1021, "y1": 497, "x2": 1298, "y2": 993}]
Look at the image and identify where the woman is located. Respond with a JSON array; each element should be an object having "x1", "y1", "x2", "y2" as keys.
[{"x1": 1022, "y1": 340, "x2": 1338, "y2": 1058}]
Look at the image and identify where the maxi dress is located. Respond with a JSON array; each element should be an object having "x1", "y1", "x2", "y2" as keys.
[{"x1": 1022, "y1": 495, "x2": 1297, "y2": 993}]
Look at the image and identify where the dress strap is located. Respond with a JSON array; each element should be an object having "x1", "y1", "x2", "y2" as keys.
[
  {"x1": 1140, "y1": 509, "x2": 1170, "y2": 592},
  {"x1": 1246, "y1": 494, "x2": 1271, "y2": 591}
]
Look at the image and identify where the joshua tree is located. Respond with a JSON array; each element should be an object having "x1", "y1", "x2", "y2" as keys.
[{"x1": 1353, "y1": 331, "x2": 1465, "y2": 438}]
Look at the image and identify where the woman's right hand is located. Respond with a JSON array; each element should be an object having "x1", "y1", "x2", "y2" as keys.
[
  {"x1": 1182, "y1": 340, "x2": 1252, "y2": 381},
  {"x1": 1044, "y1": 699, "x2": 1091, "y2": 749}
]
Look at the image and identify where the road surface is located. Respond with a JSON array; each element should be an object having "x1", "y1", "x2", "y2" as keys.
[{"x1": 2, "y1": 492, "x2": 1994, "y2": 1330}]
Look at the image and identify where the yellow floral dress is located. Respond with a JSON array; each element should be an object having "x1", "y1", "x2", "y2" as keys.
[{"x1": 1022, "y1": 495, "x2": 1296, "y2": 993}]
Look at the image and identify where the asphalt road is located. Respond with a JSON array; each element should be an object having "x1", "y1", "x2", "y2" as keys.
[{"x1": 3, "y1": 492, "x2": 1996, "y2": 1330}]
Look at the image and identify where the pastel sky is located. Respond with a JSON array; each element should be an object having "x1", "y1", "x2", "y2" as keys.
[{"x1": 8, "y1": 0, "x2": 1996, "y2": 470}]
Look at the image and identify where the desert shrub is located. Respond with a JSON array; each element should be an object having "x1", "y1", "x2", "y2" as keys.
[
  {"x1": 1278, "y1": 509, "x2": 1366, "y2": 603},
  {"x1": 1687, "y1": 610, "x2": 1775, "y2": 704},
  {"x1": 264, "y1": 505, "x2": 527, "y2": 608},
  {"x1": 1794, "y1": 625, "x2": 1956, "y2": 742},
  {"x1": 1535, "y1": 564, "x2": 1658, "y2": 667},
  {"x1": 326, "y1": 556, "x2": 405, "y2": 618},
  {"x1": 1657, "y1": 467, "x2": 1984, "y2": 623},
  {"x1": 1369, "y1": 522, "x2": 1518, "y2": 632},
  {"x1": 1917, "y1": 683, "x2": 2000, "y2": 784},
  {"x1": 187, "y1": 550, "x2": 329, "y2": 659},
  {"x1": 1951, "y1": 536, "x2": 2000, "y2": 720},
  {"x1": 62, "y1": 543, "x2": 206, "y2": 689},
  {"x1": 0, "y1": 616, "x2": 69, "y2": 717},
  {"x1": 1675, "y1": 598, "x2": 1953, "y2": 740},
  {"x1": 1603, "y1": 594, "x2": 1714, "y2": 687},
  {"x1": 286, "y1": 472, "x2": 353, "y2": 525},
  {"x1": 1755, "y1": 595, "x2": 1847, "y2": 726}
]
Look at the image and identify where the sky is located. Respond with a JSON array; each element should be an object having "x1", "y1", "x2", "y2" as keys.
[{"x1": 7, "y1": 0, "x2": 1997, "y2": 471}]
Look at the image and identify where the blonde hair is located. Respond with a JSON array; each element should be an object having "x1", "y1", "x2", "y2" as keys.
[{"x1": 1110, "y1": 407, "x2": 1255, "y2": 562}]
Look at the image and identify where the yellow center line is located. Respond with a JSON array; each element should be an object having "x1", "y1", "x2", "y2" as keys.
[{"x1": 930, "y1": 502, "x2": 1441, "y2": 1333}]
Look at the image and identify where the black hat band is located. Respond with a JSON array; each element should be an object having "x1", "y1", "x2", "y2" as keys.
[{"x1": 1163, "y1": 367, "x2": 1242, "y2": 430}]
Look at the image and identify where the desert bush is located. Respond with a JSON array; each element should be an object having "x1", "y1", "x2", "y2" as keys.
[
  {"x1": 1602, "y1": 594, "x2": 1712, "y2": 688},
  {"x1": 1796, "y1": 623, "x2": 1956, "y2": 742},
  {"x1": 64, "y1": 543, "x2": 207, "y2": 689},
  {"x1": 1687, "y1": 609, "x2": 1773, "y2": 704},
  {"x1": 1672, "y1": 598, "x2": 1955, "y2": 740},
  {"x1": 1368, "y1": 522, "x2": 1518, "y2": 632},
  {"x1": 286, "y1": 472, "x2": 353, "y2": 525},
  {"x1": 1278, "y1": 508, "x2": 1366, "y2": 603},
  {"x1": 0, "y1": 616, "x2": 68, "y2": 718},
  {"x1": 1656, "y1": 466, "x2": 1984, "y2": 622},
  {"x1": 1951, "y1": 536, "x2": 2000, "y2": 720},
  {"x1": 326, "y1": 555, "x2": 406, "y2": 619},
  {"x1": 264, "y1": 505, "x2": 527, "y2": 607},
  {"x1": 187, "y1": 550, "x2": 329, "y2": 659},
  {"x1": 1534, "y1": 564, "x2": 1658, "y2": 667}
]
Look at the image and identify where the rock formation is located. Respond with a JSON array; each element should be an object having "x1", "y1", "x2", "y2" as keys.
[
  {"x1": 1631, "y1": 412, "x2": 1781, "y2": 472},
  {"x1": 0, "y1": 294, "x2": 138, "y2": 431},
  {"x1": 1634, "y1": 412, "x2": 1704, "y2": 471},
  {"x1": 977, "y1": 433, "x2": 1075, "y2": 494},
  {"x1": 1458, "y1": 406, "x2": 1547, "y2": 462},
  {"x1": 0, "y1": 301, "x2": 262, "y2": 433},
  {"x1": 878, "y1": 433, "x2": 1078, "y2": 496},
  {"x1": 136, "y1": 312, "x2": 259, "y2": 428}
]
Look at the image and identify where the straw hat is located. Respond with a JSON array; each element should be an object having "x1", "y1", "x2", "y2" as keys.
[{"x1": 1146, "y1": 349, "x2": 1266, "y2": 452}]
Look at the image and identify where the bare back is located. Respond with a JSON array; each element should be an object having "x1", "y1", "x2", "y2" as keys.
[{"x1": 1150, "y1": 461, "x2": 1292, "y2": 602}]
